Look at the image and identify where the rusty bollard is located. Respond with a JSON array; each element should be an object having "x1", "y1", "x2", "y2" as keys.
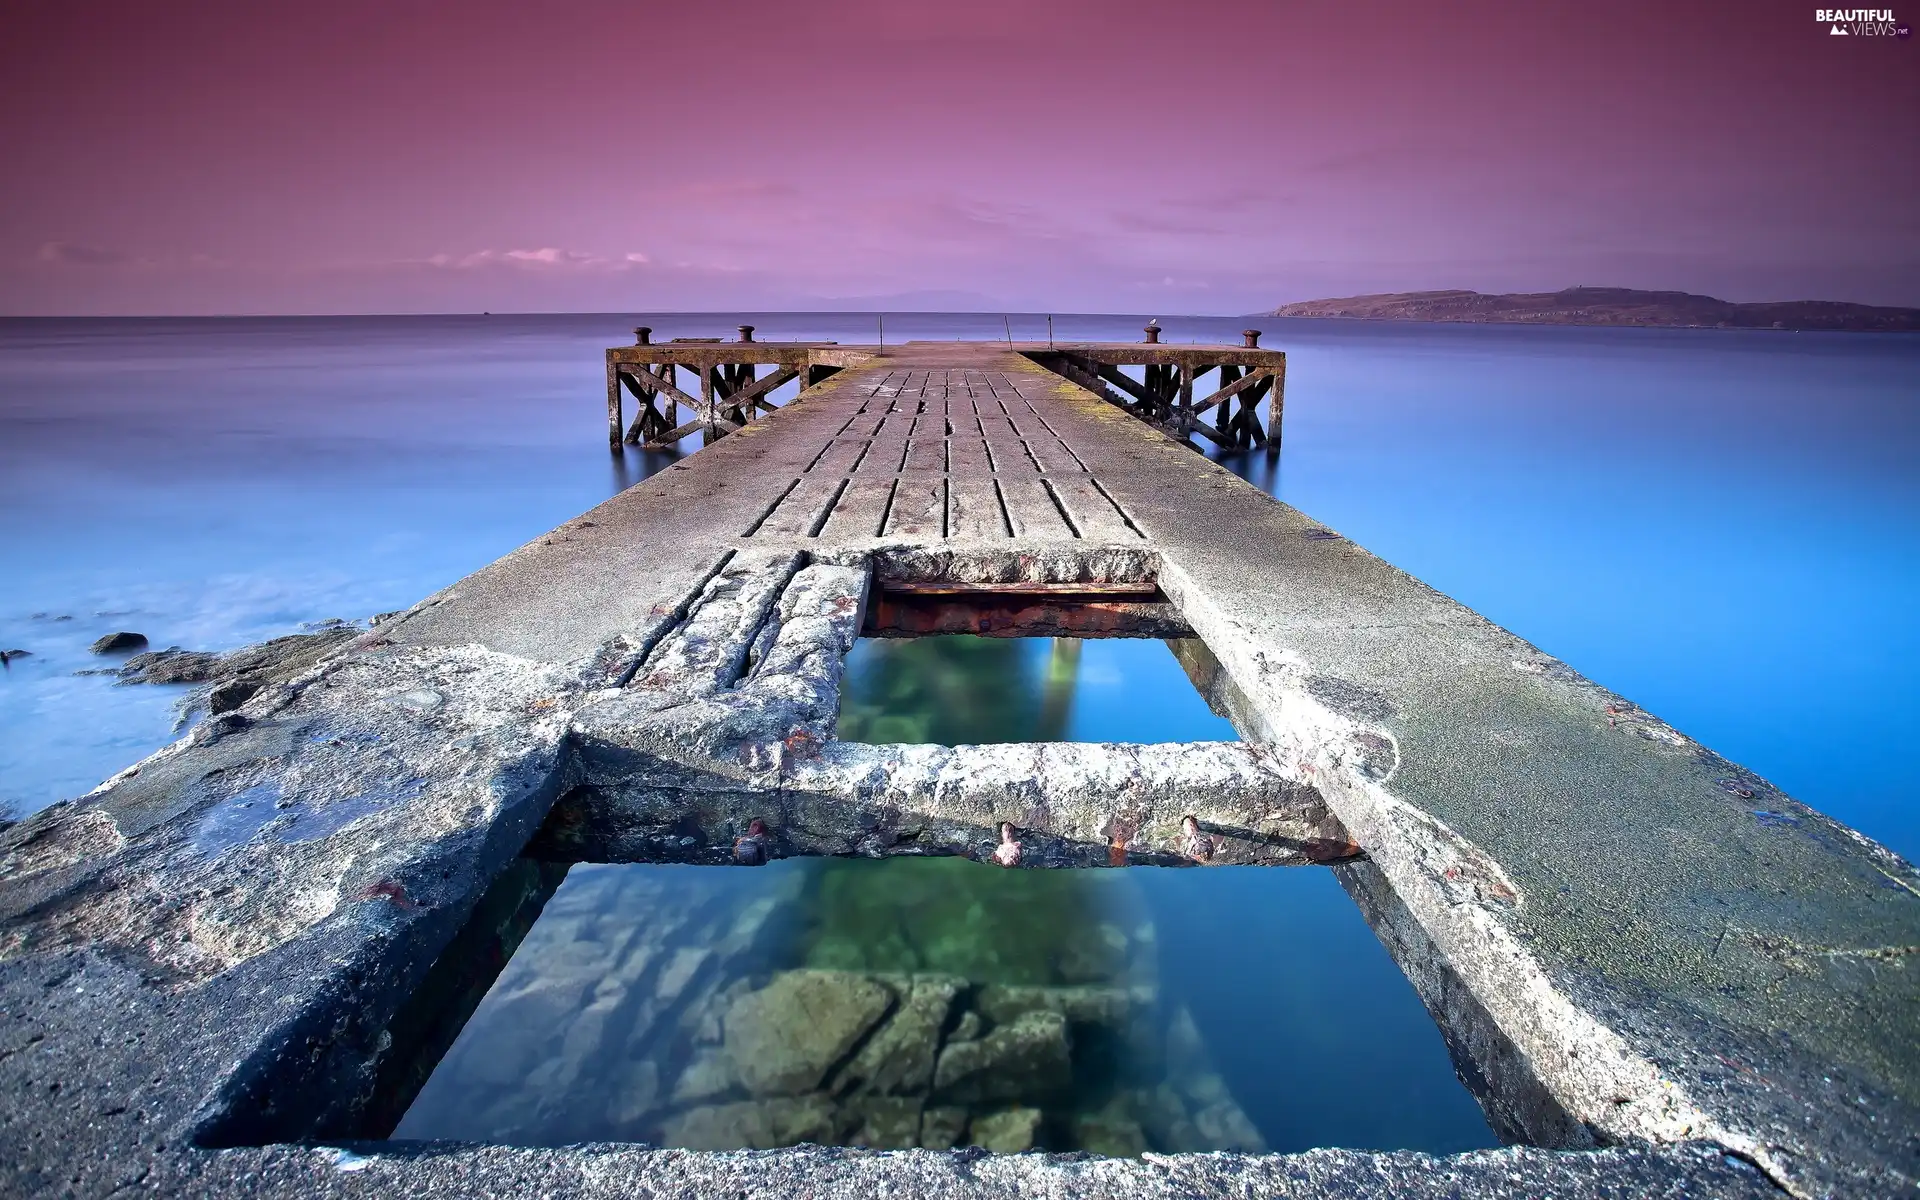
[
  {"x1": 738, "y1": 324, "x2": 755, "y2": 343},
  {"x1": 634, "y1": 326, "x2": 652, "y2": 345},
  {"x1": 1243, "y1": 329, "x2": 1262, "y2": 348},
  {"x1": 1144, "y1": 320, "x2": 1161, "y2": 344}
]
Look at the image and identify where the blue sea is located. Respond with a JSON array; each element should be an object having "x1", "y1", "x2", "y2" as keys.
[{"x1": 3, "y1": 313, "x2": 1915, "y2": 1154}]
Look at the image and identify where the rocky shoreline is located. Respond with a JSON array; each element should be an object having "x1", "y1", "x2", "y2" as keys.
[{"x1": 82, "y1": 623, "x2": 361, "y2": 713}]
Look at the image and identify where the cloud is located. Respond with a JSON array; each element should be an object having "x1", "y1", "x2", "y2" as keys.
[
  {"x1": 417, "y1": 247, "x2": 651, "y2": 271},
  {"x1": 36, "y1": 241, "x2": 135, "y2": 267}
]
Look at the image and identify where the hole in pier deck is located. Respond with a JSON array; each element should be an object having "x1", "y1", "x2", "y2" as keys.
[
  {"x1": 837, "y1": 634, "x2": 1235, "y2": 745},
  {"x1": 387, "y1": 858, "x2": 1497, "y2": 1156},
  {"x1": 862, "y1": 581, "x2": 1186, "y2": 640}
]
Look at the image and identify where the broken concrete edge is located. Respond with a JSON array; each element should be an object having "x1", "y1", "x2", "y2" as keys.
[
  {"x1": 42, "y1": 1136, "x2": 1766, "y2": 1199},
  {"x1": 149, "y1": 1139, "x2": 1782, "y2": 1199},
  {"x1": 545, "y1": 740, "x2": 1353, "y2": 868}
]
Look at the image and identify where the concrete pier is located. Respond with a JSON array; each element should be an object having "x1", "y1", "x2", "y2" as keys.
[{"x1": 1, "y1": 340, "x2": 1914, "y2": 1198}]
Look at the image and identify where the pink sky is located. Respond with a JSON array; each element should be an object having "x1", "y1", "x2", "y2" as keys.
[{"x1": 2, "y1": 0, "x2": 1914, "y2": 315}]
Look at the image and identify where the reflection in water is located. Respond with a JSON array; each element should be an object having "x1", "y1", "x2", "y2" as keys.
[
  {"x1": 837, "y1": 635, "x2": 1236, "y2": 745},
  {"x1": 395, "y1": 858, "x2": 1496, "y2": 1156},
  {"x1": 837, "y1": 636, "x2": 1062, "y2": 744}
]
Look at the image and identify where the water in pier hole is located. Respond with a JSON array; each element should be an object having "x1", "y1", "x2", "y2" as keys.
[
  {"x1": 836, "y1": 636, "x2": 1238, "y2": 744},
  {"x1": 391, "y1": 858, "x2": 1497, "y2": 1155}
]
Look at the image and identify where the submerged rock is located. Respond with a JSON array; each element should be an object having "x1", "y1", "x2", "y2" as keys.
[
  {"x1": 671, "y1": 1049, "x2": 738, "y2": 1106},
  {"x1": 969, "y1": 1106, "x2": 1042, "y2": 1153},
  {"x1": 605, "y1": 1060, "x2": 661, "y2": 1129},
  {"x1": 1193, "y1": 1097, "x2": 1268, "y2": 1152},
  {"x1": 1073, "y1": 1109, "x2": 1149, "y2": 1157},
  {"x1": 933, "y1": 1009, "x2": 1071, "y2": 1104},
  {"x1": 949, "y1": 1010, "x2": 983, "y2": 1043},
  {"x1": 974, "y1": 982, "x2": 1146, "y2": 1030},
  {"x1": 836, "y1": 973, "x2": 960, "y2": 1096},
  {"x1": 844, "y1": 1096, "x2": 922, "y2": 1148},
  {"x1": 918, "y1": 1105, "x2": 969, "y2": 1149},
  {"x1": 88, "y1": 632, "x2": 147, "y2": 654},
  {"x1": 660, "y1": 1095, "x2": 838, "y2": 1150},
  {"x1": 1137, "y1": 1083, "x2": 1204, "y2": 1152},
  {"x1": 723, "y1": 970, "x2": 894, "y2": 1096},
  {"x1": 0, "y1": 649, "x2": 30, "y2": 666}
]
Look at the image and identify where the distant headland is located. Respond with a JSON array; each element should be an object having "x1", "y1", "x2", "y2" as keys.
[{"x1": 1268, "y1": 287, "x2": 1920, "y2": 332}]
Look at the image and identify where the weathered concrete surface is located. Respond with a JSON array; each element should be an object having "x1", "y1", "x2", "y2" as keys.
[
  {"x1": 14, "y1": 1139, "x2": 1787, "y2": 1199},
  {"x1": 542, "y1": 739, "x2": 1349, "y2": 867},
  {"x1": 0, "y1": 341, "x2": 1914, "y2": 1198}
]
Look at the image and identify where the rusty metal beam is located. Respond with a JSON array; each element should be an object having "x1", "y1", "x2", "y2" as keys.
[{"x1": 862, "y1": 591, "x2": 1192, "y2": 638}]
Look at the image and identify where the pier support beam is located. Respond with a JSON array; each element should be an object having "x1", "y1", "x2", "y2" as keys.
[
  {"x1": 606, "y1": 358, "x2": 623, "y2": 451},
  {"x1": 1266, "y1": 355, "x2": 1286, "y2": 456}
]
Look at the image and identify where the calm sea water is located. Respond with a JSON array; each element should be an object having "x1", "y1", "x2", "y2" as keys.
[{"x1": 837, "y1": 635, "x2": 1239, "y2": 745}]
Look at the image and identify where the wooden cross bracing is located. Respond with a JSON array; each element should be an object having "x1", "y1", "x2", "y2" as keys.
[
  {"x1": 606, "y1": 342, "x2": 853, "y2": 451},
  {"x1": 1029, "y1": 348, "x2": 1285, "y2": 457}
]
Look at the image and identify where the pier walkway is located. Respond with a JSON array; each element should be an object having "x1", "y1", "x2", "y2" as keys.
[{"x1": 0, "y1": 340, "x2": 1914, "y2": 1199}]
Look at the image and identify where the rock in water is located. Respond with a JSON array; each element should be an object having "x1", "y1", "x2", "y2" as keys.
[
  {"x1": 661, "y1": 1096, "x2": 839, "y2": 1150},
  {"x1": 205, "y1": 678, "x2": 261, "y2": 714},
  {"x1": 918, "y1": 1105, "x2": 969, "y2": 1149},
  {"x1": 969, "y1": 1106, "x2": 1042, "y2": 1153},
  {"x1": 844, "y1": 1096, "x2": 923, "y2": 1148},
  {"x1": 1073, "y1": 1110, "x2": 1149, "y2": 1157},
  {"x1": 118, "y1": 648, "x2": 222, "y2": 684},
  {"x1": 836, "y1": 973, "x2": 961, "y2": 1096},
  {"x1": 217, "y1": 628, "x2": 355, "y2": 678},
  {"x1": 723, "y1": 970, "x2": 895, "y2": 1096},
  {"x1": 933, "y1": 1009, "x2": 1071, "y2": 1104},
  {"x1": 949, "y1": 1010, "x2": 982, "y2": 1042},
  {"x1": 1193, "y1": 1098, "x2": 1268, "y2": 1152},
  {"x1": 671, "y1": 1048, "x2": 737, "y2": 1105},
  {"x1": 89, "y1": 632, "x2": 147, "y2": 654}
]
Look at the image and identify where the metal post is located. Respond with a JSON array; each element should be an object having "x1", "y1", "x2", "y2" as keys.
[
  {"x1": 738, "y1": 325, "x2": 755, "y2": 343},
  {"x1": 1242, "y1": 329, "x2": 1261, "y2": 348}
]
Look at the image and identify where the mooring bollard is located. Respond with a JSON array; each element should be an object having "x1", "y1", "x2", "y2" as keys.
[
  {"x1": 1243, "y1": 329, "x2": 1262, "y2": 348},
  {"x1": 1144, "y1": 320, "x2": 1161, "y2": 344},
  {"x1": 738, "y1": 325, "x2": 755, "y2": 343},
  {"x1": 635, "y1": 326, "x2": 652, "y2": 345}
]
